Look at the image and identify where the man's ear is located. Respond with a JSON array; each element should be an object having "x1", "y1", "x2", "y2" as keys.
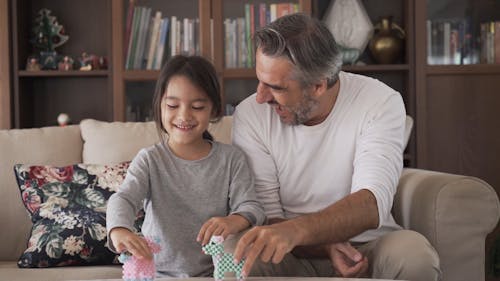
[{"x1": 310, "y1": 78, "x2": 328, "y2": 98}]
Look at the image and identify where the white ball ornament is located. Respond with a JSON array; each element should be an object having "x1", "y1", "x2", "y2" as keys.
[{"x1": 57, "y1": 113, "x2": 70, "y2": 126}]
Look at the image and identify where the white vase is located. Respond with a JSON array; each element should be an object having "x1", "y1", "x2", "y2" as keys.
[{"x1": 323, "y1": 0, "x2": 373, "y2": 64}]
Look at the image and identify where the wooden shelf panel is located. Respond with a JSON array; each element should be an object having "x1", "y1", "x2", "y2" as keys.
[
  {"x1": 18, "y1": 70, "x2": 109, "y2": 77},
  {"x1": 222, "y1": 64, "x2": 410, "y2": 79},
  {"x1": 426, "y1": 64, "x2": 500, "y2": 75},
  {"x1": 123, "y1": 70, "x2": 160, "y2": 81},
  {"x1": 342, "y1": 64, "x2": 410, "y2": 72},
  {"x1": 223, "y1": 68, "x2": 256, "y2": 79}
]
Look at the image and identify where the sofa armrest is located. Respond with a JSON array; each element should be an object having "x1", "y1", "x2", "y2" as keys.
[{"x1": 393, "y1": 168, "x2": 500, "y2": 281}]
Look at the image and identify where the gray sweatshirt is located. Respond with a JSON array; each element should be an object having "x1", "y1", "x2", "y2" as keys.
[{"x1": 107, "y1": 141, "x2": 265, "y2": 277}]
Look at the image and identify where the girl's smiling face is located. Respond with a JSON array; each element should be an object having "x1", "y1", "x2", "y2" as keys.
[{"x1": 161, "y1": 75, "x2": 214, "y2": 148}]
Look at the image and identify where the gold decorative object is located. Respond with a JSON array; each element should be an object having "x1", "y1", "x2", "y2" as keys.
[{"x1": 368, "y1": 16, "x2": 405, "y2": 64}]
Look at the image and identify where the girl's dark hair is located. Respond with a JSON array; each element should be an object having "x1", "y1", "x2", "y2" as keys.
[{"x1": 152, "y1": 55, "x2": 222, "y2": 142}]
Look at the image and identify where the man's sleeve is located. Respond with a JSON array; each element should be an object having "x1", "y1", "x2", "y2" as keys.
[
  {"x1": 351, "y1": 93, "x2": 406, "y2": 227},
  {"x1": 232, "y1": 102, "x2": 285, "y2": 219}
]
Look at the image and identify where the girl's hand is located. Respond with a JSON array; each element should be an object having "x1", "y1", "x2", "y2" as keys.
[
  {"x1": 109, "y1": 227, "x2": 153, "y2": 260},
  {"x1": 197, "y1": 214, "x2": 250, "y2": 245}
]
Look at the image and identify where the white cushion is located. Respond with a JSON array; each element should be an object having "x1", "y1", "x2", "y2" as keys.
[
  {"x1": 80, "y1": 117, "x2": 233, "y2": 165},
  {"x1": 80, "y1": 119, "x2": 159, "y2": 164}
]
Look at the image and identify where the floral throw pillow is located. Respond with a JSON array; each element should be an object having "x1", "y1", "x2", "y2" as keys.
[{"x1": 14, "y1": 162, "x2": 144, "y2": 268}]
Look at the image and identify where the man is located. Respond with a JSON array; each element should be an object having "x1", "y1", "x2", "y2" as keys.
[{"x1": 230, "y1": 13, "x2": 441, "y2": 281}]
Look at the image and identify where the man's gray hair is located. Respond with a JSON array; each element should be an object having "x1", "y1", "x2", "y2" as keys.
[{"x1": 254, "y1": 13, "x2": 342, "y2": 88}]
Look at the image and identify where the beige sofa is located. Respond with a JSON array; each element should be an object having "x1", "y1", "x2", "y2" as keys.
[{"x1": 0, "y1": 117, "x2": 499, "y2": 281}]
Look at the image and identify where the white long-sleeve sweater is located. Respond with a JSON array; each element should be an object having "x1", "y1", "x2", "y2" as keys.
[{"x1": 232, "y1": 71, "x2": 405, "y2": 242}]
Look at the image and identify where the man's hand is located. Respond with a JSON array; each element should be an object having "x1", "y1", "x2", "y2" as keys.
[
  {"x1": 326, "y1": 242, "x2": 368, "y2": 278},
  {"x1": 109, "y1": 227, "x2": 152, "y2": 260},
  {"x1": 197, "y1": 214, "x2": 250, "y2": 245},
  {"x1": 233, "y1": 221, "x2": 301, "y2": 277}
]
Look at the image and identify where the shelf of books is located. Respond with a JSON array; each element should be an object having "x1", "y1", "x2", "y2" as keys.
[
  {"x1": 114, "y1": 0, "x2": 210, "y2": 122},
  {"x1": 222, "y1": 2, "x2": 302, "y2": 69},
  {"x1": 211, "y1": 0, "x2": 311, "y2": 116},
  {"x1": 123, "y1": 1, "x2": 201, "y2": 71},
  {"x1": 426, "y1": 0, "x2": 500, "y2": 67}
]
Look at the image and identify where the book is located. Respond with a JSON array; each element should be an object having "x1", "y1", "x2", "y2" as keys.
[
  {"x1": 270, "y1": 4, "x2": 277, "y2": 23},
  {"x1": 224, "y1": 18, "x2": 231, "y2": 68},
  {"x1": 126, "y1": 6, "x2": 141, "y2": 69},
  {"x1": 426, "y1": 20, "x2": 432, "y2": 64},
  {"x1": 487, "y1": 22, "x2": 495, "y2": 64},
  {"x1": 244, "y1": 4, "x2": 253, "y2": 67},
  {"x1": 142, "y1": 17, "x2": 154, "y2": 69},
  {"x1": 443, "y1": 21, "x2": 450, "y2": 64},
  {"x1": 146, "y1": 11, "x2": 162, "y2": 70},
  {"x1": 154, "y1": 18, "x2": 170, "y2": 70},
  {"x1": 495, "y1": 21, "x2": 500, "y2": 64},
  {"x1": 259, "y1": 3, "x2": 267, "y2": 28},
  {"x1": 134, "y1": 7, "x2": 151, "y2": 69},
  {"x1": 170, "y1": 16, "x2": 177, "y2": 57},
  {"x1": 124, "y1": 0, "x2": 136, "y2": 62}
]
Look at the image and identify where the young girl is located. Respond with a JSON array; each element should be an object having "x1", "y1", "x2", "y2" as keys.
[{"x1": 106, "y1": 55, "x2": 265, "y2": 277}]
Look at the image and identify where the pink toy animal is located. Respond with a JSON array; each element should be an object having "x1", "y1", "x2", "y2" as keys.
[{"x1": 118, "y1": 237, "x2": 161, "y2": 281}]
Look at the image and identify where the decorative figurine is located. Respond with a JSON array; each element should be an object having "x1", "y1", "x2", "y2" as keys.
[
  {"x1": 30, "y1": 8, "x2": 69, "y2": 70},
  {"x1": 368, "y1": 16, "x2": 405, "y2": 64},
  {"x1": 39, "y1": 50, "x2": 58, "y2": 70},
  {"x1": 26, "y1": 56, "x2": 41, "y2": 71},
  {"x1": 98, "y1": 56, "x2": 108, "y2": 70},
  {"x1": 57, "y1": 113, "x2": 70, "y2": 127},
  {"x1": 119, "y1": 237, "x2": 161, "y2": 281},
  {"x1": 78, "y1": 52, "x2": 101, "y2": 71},
  {"x1": 202, "y1": 236, "x2": 245, "y2": 281},
  {"x1": 58, "y1": 55, "x2": 74, "y2": 71}
]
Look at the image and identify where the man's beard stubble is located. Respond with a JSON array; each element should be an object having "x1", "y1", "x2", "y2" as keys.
[{"x1": 282, "y1": 91, "x2": 319, "y2": 125}]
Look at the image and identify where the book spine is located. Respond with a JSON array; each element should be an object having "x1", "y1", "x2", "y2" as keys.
[
  {"x1": 183, "y1": 18, "x2": 189, "y2": 55},
  {"x1": 154, "y1": 18, "x2": 170, "y2": 70},
  {"x1": 142, "y1": 17, "x2": 154, "y2": 69},
  {"x1": 244, "y1": 4, "x2": 252, "y2": 68},
  {"x1": 443, "y1": 21, "x2": 450, "y2": 64},
  {"x1": 495, "y1": 21, "x2": 500, "y2": 64},
  {"x1": 146, "y1": 11, "x2": 162, "y2": 70},
  {"x1": 426, "y1": 20, "x2": 432, "y2": 64},
  {"x1": 134, "y1": 7, "x2": 151, "y2": 69},
  {"x1": 270, "y1": 4, "x2": 277, "y2": 23},
  {"x1": 480, "y1": 22, "x2": 487, "y2": 63},
  {"x1": 487, "y1": 22, "x2": 495, "y2": 64},
  {"x1": 259, "y1": 3, "x2": 266, "y2": 28},
  {"x1": 124, "y1": 0, "x2": 136, "y2": 62},
  {"x1": 170, "y1": 16, "x2": 177, "y2": 57},
  {"x1": 126, "y1": 6, "x2": 141, "y2": 70}
]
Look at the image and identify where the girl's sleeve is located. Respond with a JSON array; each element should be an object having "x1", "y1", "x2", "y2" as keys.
[
  {"x1": 106, "y1": 149, "x2": 151, "y2": 251},
  {"x1": 227, "y1": 149, "x2": 266, "y2": 226}
]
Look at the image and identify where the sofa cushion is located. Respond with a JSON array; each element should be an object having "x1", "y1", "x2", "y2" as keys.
[
  {"x1": 13, "y1": 162, "x2": 143, "y2": 268},
  {"x1": 80, "y1": 119, "x2": 159, "y2": 165},
  {"x1": 0, "y1": 125, "x2": 83, "y2": 261},
  {"x1": 80, "y1": 117, "x2": 233, "y2": 165}
]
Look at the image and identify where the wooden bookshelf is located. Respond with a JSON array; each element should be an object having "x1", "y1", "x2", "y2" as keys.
[
  {"x1": 0, "y1": 0, "x2": 11, "y2": 129},
  {"x1": 1, "y1": 0, "x2": 498, "y2": 174},
  {"x1": 111, "y1": 0, "x2": 211, "y2": 122}
]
